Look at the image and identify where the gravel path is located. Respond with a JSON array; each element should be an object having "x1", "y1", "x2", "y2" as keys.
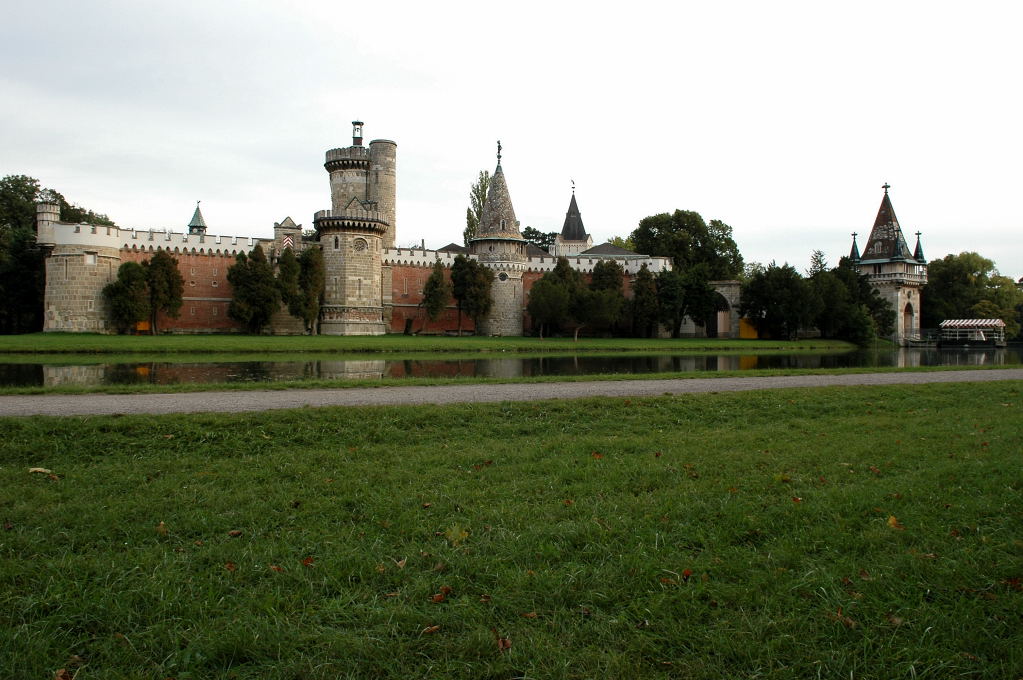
[{"x1": 1, "y1": 369, "x2": 1021, "y2": 417}]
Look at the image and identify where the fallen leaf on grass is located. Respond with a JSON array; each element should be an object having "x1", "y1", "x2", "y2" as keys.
[
  {"x1": 421, "y1": 502, "x2": 432, "y2": 509},
  {"x1": 479, "y1": 594, "x2": 492, "y2": 603},
  {"x1": 53, "y1": 670, "x2": 72, "y2": 680},
  {"x1": 269, "y1": 564, "x2": 284, "y2": 573},
  {"x1": 302, "y1": 556, "x2": 315, "y2": 568},
  {"x1": 491, "y1": 628, "x2": 511, "y2": 651},
  {"x1": 827, "y1": 607, "x2": 857, "y2": 628},
  {"x1": 156, "y1": 521, "x2": 168, "y2": 536},
  {"x1": 224, "y1": 562, "x2": 237, "y2": 572},
  {"x1": 858, "y1": 569, "x2": 873, "y2": 581},
  {"x1": 228, "y1": 529, "x2": 243, "y2": 537},
  {"x1": 887, "y1": 515, "x2": 905, "y2": 530},
  {"x1": 886, "y1": 613, "x2": 905, "y2": 626},
  {"x1": 444, "y1": 525, "x2": 469, "y2": 547},
  {"x1": 431, "y1": 593, "x2": 446, "y2": 603},
  {"x1": 384, "y1": 592, "x2": 399, "y2": 597},
  {"x1": 792, "y1": 497, "x2": 803, "y2": 503},
  {"x1": 563, "y1": 499, "x2": 574, "y2": 506},
  {"x1": 1002, "y1": 577, "x2": 1022, "y2": 591},
  {"x1": 591, "y1": 452, "x2": 603, "y2": 459},
  {"x1": 520, "y1": 611, "x2": 538, "y2": 619},
  {"x1": 393, "y1": 557, "x2": 407, "y2": 569},
  {"x1": 28, "y1": 467, "x2": 52, "y2": 474},
  {"x1": 421, "y1": 625, "x2": 440, "y2": 634}
]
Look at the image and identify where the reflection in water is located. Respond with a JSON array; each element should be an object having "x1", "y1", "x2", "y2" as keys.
[{"x1": 1, "y1": 347, "x2": 1018, "y2": 388}]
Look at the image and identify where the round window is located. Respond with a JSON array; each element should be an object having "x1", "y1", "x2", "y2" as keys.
[
  {"x1": 498, "y1": 272, "x2": 508, "y2": 281},
  {"x1": 353, "y1": 238, "x2": 368, "y2": 252}
]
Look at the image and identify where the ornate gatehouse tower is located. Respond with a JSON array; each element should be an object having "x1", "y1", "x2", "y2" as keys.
[
  {"x1": 849, "y1": 184, "x2": 927, "y2": 344},
  {"x1": 469, "y1": 142, "x2": 527, "y2": 335},
  {"x1": 313, "y1": 122, "x2": 397, "y2": 335}
]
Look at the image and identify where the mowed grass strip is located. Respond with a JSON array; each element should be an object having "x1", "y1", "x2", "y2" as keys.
[{"x1": 1, "y1": 382, "x2": 1021, "y2": 679}]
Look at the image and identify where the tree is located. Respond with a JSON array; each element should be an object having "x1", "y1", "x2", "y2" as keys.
[
  {"x1": 227, "y1": 244, "x2": 280, "y2": 333},
  {"x1": 631, "y1": 263, "x2": 659, "y2": 337},
  {"x1": 142, "y1": 250, "x2": 184, "y2": 334},
  {"x1": 1, "y1": 174, "x2": 117, "y2": 333},
  {"x1": 739, "y1": 263, "x2": 821, "y2": 340},
  {"x1": 631, "y1": 210, "x2": 743, "y2": 280},
  {"x1": 103, "y1": 261, "x2": 150, "y2": 333},
  {"x1": 526, "y1": 275, "x2": 570, "y2": 338},
  {"x1": 296, "y1": 247, "x2": 325, "y2": 334},
  {"x1": 521, "y1": 226, "x2": 557, "y2": 253},
  {"x1": 463, "y1": 170, "x2": 491, "y2": 246},
  {"x1": 922, "y1": 252, "x2": 1023, "y2": 337},
  {"x1": 807, "y1": 249, "x2": 828, "y2": 278},
  {"x1": 277, "y1": 247, "x2": 301, "y2": 313},
  {"x1": 450, "y1": 256, "x2": 494, "y2": 335},
  {"x1": 420, "y1": 259, "x2": 452, "y2": 330},
  {"x1": 450, "y1": 254, "x2": 471, "y2": 334},
  {"x1": 590, "y1": 259, "x2": 625, "y2": 292},
  {"x1": 608, "y1": 234, "x2": 636, "y2": 252},
  {"x1": 655, "y1": 269, "x2": 686, "y2": 338}
]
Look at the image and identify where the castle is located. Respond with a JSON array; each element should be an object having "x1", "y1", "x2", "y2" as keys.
[
  {"x1": 35, "y1": 123, "x2": 923, "y2": 342},
  {"x1": 36, "y1": 123, "x2": 688, "y2": 337}
]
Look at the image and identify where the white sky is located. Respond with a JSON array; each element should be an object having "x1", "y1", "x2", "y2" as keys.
[{"x1": 3, "y1": 0, "x2": 1022, "y2": 277}]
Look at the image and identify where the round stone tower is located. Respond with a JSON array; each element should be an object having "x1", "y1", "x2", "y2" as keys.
[
  {"x1": 469, "y1": 142, "x2": 527, "y2": 336},
  {"x1": 315, "y1": 122, "x2": 393, "y2": 335}
]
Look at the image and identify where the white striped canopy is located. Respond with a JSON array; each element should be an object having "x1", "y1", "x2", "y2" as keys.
[{"x1": 939, "y1": 319, "x2": 1006, "y2": 329}]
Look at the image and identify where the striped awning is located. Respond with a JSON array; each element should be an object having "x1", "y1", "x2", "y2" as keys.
[{"x1": 939, "y1": 319, "x2": 1006, "y2": 329}]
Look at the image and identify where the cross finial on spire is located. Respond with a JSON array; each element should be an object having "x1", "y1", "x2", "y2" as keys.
[
  {"x1": 497, "y1": 140, "x2": 502, "y2": 164},
  {"x1": 882, "y1": 182, "x2": 890, "y2": 194},
  {"x1": 852, "y1": 232, "x2": 857, "y2": 239},
  {"x1": 571, "y1": 178, "x2": 575, "y2": 194}
]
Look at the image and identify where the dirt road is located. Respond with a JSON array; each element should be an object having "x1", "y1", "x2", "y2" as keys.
[{"x1": 1, "y1": 368, "x2": 1021, "y2": 417}]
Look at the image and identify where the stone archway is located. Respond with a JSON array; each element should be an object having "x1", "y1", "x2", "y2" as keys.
[
  {"x1": 903, "y1": 302, "x2": 914, "y2": 340},
  {"x1": 704, "y1": 292, "x2": 732, "y2": 338}
]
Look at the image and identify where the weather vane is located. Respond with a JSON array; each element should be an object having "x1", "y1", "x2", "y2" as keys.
[
  {"x1": 571, "y1": 178, "x2": 575, "y2": 194},
  {"x1": 882, "y1": 182, "x2": 890, "y2": 194},
  {"x1": 497, "y1": 140, "x2": 502, "y2": 163}
]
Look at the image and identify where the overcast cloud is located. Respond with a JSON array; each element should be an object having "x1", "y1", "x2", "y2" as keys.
[{"x1": 2, "y1": 0, "x2": 1021, "y2": 277}]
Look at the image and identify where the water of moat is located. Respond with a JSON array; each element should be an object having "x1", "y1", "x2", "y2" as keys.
[{"x1": 1, "y1": 348, "x2": 1020, "y2": 388}]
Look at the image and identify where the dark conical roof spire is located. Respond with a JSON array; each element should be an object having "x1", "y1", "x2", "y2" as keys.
[
  {"x1": 861, "y1": 184, "x2": 915, "y2": 261},
  {"x1": 560, "y1": 193, "x2": 588, "y2": 241},
  {"x1": 849, "y1": 232, "x2": 860, "y2": 261},
  {"x1": 913, "y1": 231, "x2": 926, "y2": 263},
  {"x1": 476, "y1": 150, "x2": 522, "y2": 240},
  {"x1": 188, "y1": 201, "x2": 207, "y2": 235}
]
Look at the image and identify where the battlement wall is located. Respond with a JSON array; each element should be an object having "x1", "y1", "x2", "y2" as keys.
[
  {"x1": 45, "y1": 222, "x2": 270, "y2": 255},
  {"x1": 381, "y1": 246, "x2": 671, "y2": 275}
]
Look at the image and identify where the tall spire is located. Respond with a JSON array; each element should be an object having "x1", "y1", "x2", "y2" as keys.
[
  {"x1": 560, "y1": 192, "x2": 588, "y2": 241},
  {"x1": 849, "y1": 232, "x2": 860, "y2": 261},
  {"x1": 913, "y1": 231, "x2": 926, "y2": 263},
  {"x1": 861, "y1": 184, "x2": 914, "y2": 261},
  {"x1": 476, "y1": 144, "x2": 521, "y2": 239},
  {"x1": 188, "y1": 201, "x2": 206, "y2": 235}
]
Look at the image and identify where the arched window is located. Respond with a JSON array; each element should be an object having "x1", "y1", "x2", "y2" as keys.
[{"x1": 334, "y1": 236, "x2": 339, "y2": 249}]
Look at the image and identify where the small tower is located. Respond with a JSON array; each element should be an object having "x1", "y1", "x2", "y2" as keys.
[
  {"x1": 188, "y1": 202, "x2": 207, "y2": 235},
  {"x1": 314, "y1": 121, "x2": 394, "y2": 335},
  {"x1": 469, "y1": 141, "x2": 527, "y2": 335},
  {"x1": 552, "y1": 182, "x2": 593, "y2": 256},
  {"x1": 851, "y1": 184, "x2": 928, "y2": 344}
]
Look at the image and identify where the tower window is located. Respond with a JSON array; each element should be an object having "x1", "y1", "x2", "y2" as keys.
[
  {"x1": 84, "y1": 252, "x2": 97, "y2": 266},
  {"x1": 334, "y1": 236, "x2": 339, "y2": 249},
  {"x1": 500, "y1": 219, "x2": 506, "y2": 229}
]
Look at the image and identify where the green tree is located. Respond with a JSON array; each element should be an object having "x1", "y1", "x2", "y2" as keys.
[
  {"x1": 296, "y1": 247, "x2": 325, "y2": 334},
  {"x1": 590, "y1": 259, "x2": 624, "y2": 292},
  {"x1": 922, "y1": 252, "x2": 1023, "y2": 337},
  {"x1": 521, "y1": 226, "x2": 557, "y2": 252},
  {"x1": 740, "y1": 263, "x2": 821, "y2": 340},
  {"x1": 103, "y1": 261, "x2": 150, "y2": 333},
  {"x1": 450, "y1": 254, "x2": 471, "y2": 334},
  {"x1": 631, "y1": 263, "x2": 659, "y2": 337},
  {"x1": 227, "y1": 245, "x2": 280, "y2": 334},
  {"x1": 142, "y1": 250, "x2": 184, "y2": 334},
  {"x1": 526, "y1": 275, "x2": 571, "y2": 338},
  {"x1": 450, "y1": 256, "x2": 494, "y2": 335},
  {"x1": 807, "y1": 249, "x2": 828, "y2": 278},
  {"x1": 463, "y1": 170, "x2": 491, "y2": 246},
  {"x1": 655, "y1": 269, "x2": 686, "y2": 338},
  {"x1": 608, "y1": 234, "x2": 636, "y2": 252},
  {"x1": 420, "y1": 259, "x2": 452, "y2": 330},
  {"x1": 631, "y1": 210, "x2": 743, "y2": 279},
  {"x1": 1, "y1": 174, "x2": 117, "y2": 333},
  {"x1": 277, "y1": 247, "x2": 301, "y2": 313}
]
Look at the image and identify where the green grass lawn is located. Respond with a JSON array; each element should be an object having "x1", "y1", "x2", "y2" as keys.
[
  {"x1": 0, "y1": 332, "x2": 857, "y2": 354},
  {"x1": 2, "y1": 382, "x2": 1021, "y2": 678}
]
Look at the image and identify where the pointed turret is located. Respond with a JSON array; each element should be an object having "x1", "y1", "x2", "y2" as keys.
[
  {"x1": 188, "y1": 202, "x2": 207, "y2": 235},
  {"x1": 477, "y1": 145, "x2": 522, "y2": 239},
  {"x1": 861, "y1": 184, "x2": 913, "y2": 261},
  {"x1": 560, "y1": 193, "x2": 588, "y2": 241},
  {"x1": 913, "y1": 231, "x2": 926, "y2": 263},
  {"x1": 849, "y1": 232, "x2": 861, "y2": 261}
]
